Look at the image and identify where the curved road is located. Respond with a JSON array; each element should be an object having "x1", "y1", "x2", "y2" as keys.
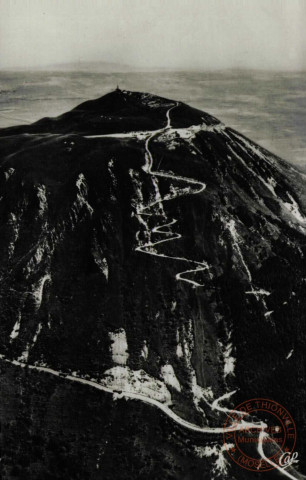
[
  {"x1": 0, "y1": 355, "x2": 301, "y2": 479},
  {"x1": 135, "y1": 102, "x2": 210, "y2": 288}
]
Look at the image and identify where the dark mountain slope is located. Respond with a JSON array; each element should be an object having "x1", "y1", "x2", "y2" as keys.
[
  {"x1": 0, "y1": 90, "x2": 219, "y2": 136},
  {"x1": 0, "y1": 90, "x2": 305, "y2": 480}
]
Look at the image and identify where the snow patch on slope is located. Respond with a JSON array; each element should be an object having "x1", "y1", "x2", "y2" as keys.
[
  {"x1": 286, "y1": 349, "x2": 294, "y2": 359},
  {"x1": 264, "y1": 177, "x2": 277, "y2": 196},
  {"x1": 75, "y1": 173, "x2": 94, "y2": 216},
  {"x1": 282, "y1": 192, "x2": 306, "y2": 224},
  {"x1": 226, "y1": 218, "x2": 252, "y2": 282},
  {"x1": 194, "y1": 443, "x2": 233, "y2": 475},
  {"x1": 108, "y1": 159, "x2": 118, "y2": 201},
  {"x1": 231, "y1": 131, "x2": 274, "y2": 165},
  {"x1": 18, "y1": 322, "x2": 43, "y2": 363},
  {"x1": 227, "y1": 145, "x2": 280, "y2": 203},
  {"x1": 10, "y1": 312, "x2": 21, "y2": 341},
  {"x1": 170, "y1": 123, "x2": 225, "y2": 140},
  {"x1": 32, "y1": 274, "x2": 51, "y2": 309},
  {"x1": 7, "y1": 212, "x2": 19, "y2": 258},
  {"x1": 109, "y1": 329, "x2": 129, "y2": 365},
  {"x1": 223, "y1": 215, "x2": 273, "y2": 310},
  {"x1": 4, "y1": 168, "x2": 15, "y2": 181},
  {"x1": 37, "y1": 185, "x2": 48, "y2": 217},
  {"x1": 218, "y1": 333, "x2": 236, "y2": 378},
  {"x1": 141, "y1": 340, "x2": 148, "y2": 360},
  {"x1": 160, "y1": 364, "x2": 181, "y2": 392},
  {"x1": 24, "y1": 239, "x2": 51, "y2": 277},
  {"x1": 176, "y1": 343, "x2": 183, "y2": 358},
  {"x1": 101, "y1": 365, "x2": 172, "y2": 404}
]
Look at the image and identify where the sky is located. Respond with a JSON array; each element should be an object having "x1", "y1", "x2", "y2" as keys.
[{"x1": 0, "y1": 0, "x2": 306, "y2": 71}]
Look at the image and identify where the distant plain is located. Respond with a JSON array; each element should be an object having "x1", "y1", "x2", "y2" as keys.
[{"x1": 1, "y1": 69, "x2": 306, "y2": 168}]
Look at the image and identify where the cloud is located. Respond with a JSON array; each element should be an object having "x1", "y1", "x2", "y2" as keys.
[{"x1": 0, "y1": 0, "x2": 305, "y2": 70}]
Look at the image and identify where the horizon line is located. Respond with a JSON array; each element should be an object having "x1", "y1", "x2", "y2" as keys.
[{"x1": 2, "y1": 63, "x2": 306, "y2": 74}]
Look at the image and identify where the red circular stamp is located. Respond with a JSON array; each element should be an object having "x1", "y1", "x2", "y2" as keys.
[{"x1": 223, "y1": 398, "x2": 297, "y2": 472}]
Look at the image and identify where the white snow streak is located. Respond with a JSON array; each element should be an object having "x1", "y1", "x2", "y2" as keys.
[
  {"x1": 17, "y1": 322, "x2": 43, "y2": 363},
  {"x1": 109, "y1": 329, "x2": 129, "y2": 365},
  {"x1": 176, "y1": 342, "x2": 183, "y2": 358},
  {"x1": 33, "y1": 274, "x2": 51, "y2": 309},
  {"x1": 283, "y1": 193, "x2": 306, "y2": 224},
  {"x1": 286, "y1": 349, "x2": 294, "y2": 359},
  {"x1": 223, "y1": 343, "x2": 235, "y2": 378},
  {"x1": 10, "y1": 312, "x2": 21, "y2": 341},
  {"x1": 226, "y1": 218, "x2": 252, "y2": 283},
  {"x1": 75, "y1": 173, "x2": 94, "y2": 215},
  {"x1": 141, "y1": 340, "x2": 148, "y2": 360},
  {"x1": 4, "y1": 167, "x2": 15, "y2": 181},
  {"x1": 160, "y1": 364, "x2": 181, "y2": 392},
  {"x1": 37, "y1": 185, "x2": 48, "y2": 217},
  {"x1": 194, "y1": 443, "x2": 233, "y2": 475}
]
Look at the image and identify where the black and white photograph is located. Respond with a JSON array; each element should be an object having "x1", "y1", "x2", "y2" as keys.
[{"x1": 0, "y1": 1, "x2": 305, "y2": 479}]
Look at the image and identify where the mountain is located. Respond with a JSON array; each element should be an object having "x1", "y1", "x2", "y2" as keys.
[{"x1": 0, "y1": 89, "x2": 305, "y2": 480}]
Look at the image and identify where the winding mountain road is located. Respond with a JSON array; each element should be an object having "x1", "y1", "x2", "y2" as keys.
[
  {"x1": 0, "y1": 354, "x2": 256, "y2": 435},
  {"x1": 135, "y1": 102, "x2": 210, "y2": 288},
  {"x1": 0, "y1": 354, "x2": 302, "y2": 479}
]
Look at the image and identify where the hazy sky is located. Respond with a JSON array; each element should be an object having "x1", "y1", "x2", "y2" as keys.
[{"x1": 1, "y1": 0, "x2": 305, "y2": 70}]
